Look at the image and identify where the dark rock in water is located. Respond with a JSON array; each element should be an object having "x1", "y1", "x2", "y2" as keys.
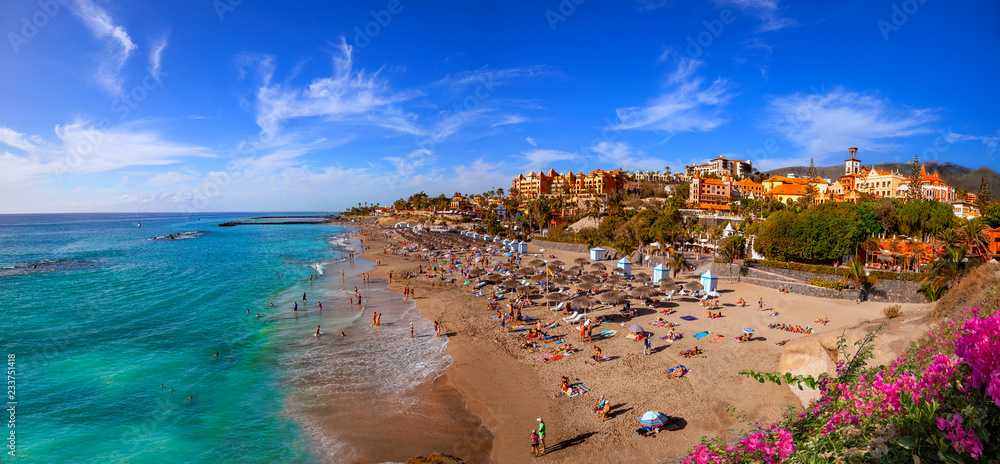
[
  {"x1": 0, "y1": 259, "x2": 95, "y2": 277},
  {"x1": 406, "y1": 453, "x2": 466, "y2": 464},
  {"x1": 150, "y1": 231, "x2": 205, "y2": 241}
]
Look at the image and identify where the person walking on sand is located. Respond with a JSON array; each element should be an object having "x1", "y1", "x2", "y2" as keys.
[
  {"x1": 536, "y1": 418, "x2": 546, "y2": 454},
  {"x1": 643, "y1": 332, "x2": 652, "y2": 355},
  {"x1": 758, "y1": 298, "x2": 764, "y2": 311},
  {"x1": 530, "y1": 429, "x2": 540, "y2": 456}
]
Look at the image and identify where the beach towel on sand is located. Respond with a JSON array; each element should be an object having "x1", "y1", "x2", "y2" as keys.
[
  {"x1": 568, "y1": 383, "x2": 590, "y2": 397},
  {"x1": 693, "y1": 331, "x2": 711, "y2": 338},
  {"x1": 550, "y1": 355, "x2": 565, "y2": 361},
  {"x1": 680, "y1": 316, "x2": 698, "y2": 321},
  {"x1": 710, "y1": 335, "x2": 725, "y2": 342}
]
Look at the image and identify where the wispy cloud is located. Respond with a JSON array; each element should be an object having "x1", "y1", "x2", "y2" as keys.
[
  {"x1": 741, "y1": 38, "x2": 773, "y2": 55},
  {"x1": 610, "y1": 59, "x2": 735, "y2": 134},
  {"x1": 526, "y1": 137, "x2": 537, "y2": 147},
  {"x1": 0, "y1": 121, "x2": 213, "y2": 187},
  {"x1": 766, "y1": 87, "x2": 937, "y2": 158},
  {"x1": 383, "y1": 148, "x2": 437, "y2": 180},
  {"x1": 434, "y1": 65, "x2": 555, "y2": 89},
  {"x1": 716, "y1": 0, "x2": 795, "y2": 32},
  {"x1": 149, "y1": 36, "x2": 168, "y2": 81},
  {"x1": 0, "y1": 127, "x2": 44, "y2": 153},
  {"x1": 68, "y1": 0, "x2": 138, "y2": 95},
  {"x1": 591, "y1": 141, "x2": 666, "y2": 171},
  {"x1": 520, "y1": 148, "x2": 579, "y2": 171},
  {"x1": 493, "y1": 114, "x2": 531, "y2": 127},
  {"x1": 252, "y1": 37, "x2": 421, "y2": 139},
  {"x1": 946, "y1": 131, "x2": 1000, "y2": 156},
  {"x1": 147, "y1": 170, "x2": 193, "y2": 187}
]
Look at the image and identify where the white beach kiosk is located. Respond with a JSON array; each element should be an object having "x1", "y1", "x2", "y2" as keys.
[
  {"x1": 700, "y1": 270, "x2": 719, "y2": 293},
  {"x1": 516, "y1": 241, "x2": 529, "y2": 253},
  {"x1": 653, "y1": 263, "x2": 670, "y2": 282},
  {"x1": 589, "y1": 247, "x2": 607, "y2": 261},
  {"x1": 617, "y1": 256, "x2": 632, "y2": 276}
]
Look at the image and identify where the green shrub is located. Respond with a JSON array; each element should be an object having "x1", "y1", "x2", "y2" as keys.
[{"x1": 809, "y1": 278, "x2": 846, "y2": 290}]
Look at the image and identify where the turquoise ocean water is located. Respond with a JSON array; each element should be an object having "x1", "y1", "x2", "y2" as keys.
[{"x1": 1, "y1": 213, "x2": 491, "y2": 463}]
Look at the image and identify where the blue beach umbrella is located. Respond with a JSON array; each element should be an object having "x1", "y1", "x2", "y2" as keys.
[{"x1": 638, "y1": 411, "x2": 669, "y2": 427}]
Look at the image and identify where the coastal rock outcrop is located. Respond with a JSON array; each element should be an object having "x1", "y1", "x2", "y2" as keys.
[{"x1": 778, "y1": 310, "x2": 932, "y2": 406}]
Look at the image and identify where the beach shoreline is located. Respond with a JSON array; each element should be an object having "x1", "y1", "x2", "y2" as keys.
[{"x1": 343, "y1": 221, "x2": 931, "y2": 463}]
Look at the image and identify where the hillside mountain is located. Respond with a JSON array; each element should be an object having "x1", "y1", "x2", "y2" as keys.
[{"x1": 766, "y1": 160, "x2": 1000, "y2": 195}]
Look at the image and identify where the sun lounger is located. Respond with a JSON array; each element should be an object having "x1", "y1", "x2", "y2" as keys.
[
  {"x1": 564, "y1": 313, "x2": 584, "y2": 323},
  {"x1": 562, "y1": 311, "x2": 580, "y2": 321}
]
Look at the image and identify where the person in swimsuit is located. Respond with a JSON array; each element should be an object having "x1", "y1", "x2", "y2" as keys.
[{"x1": 315, "y1": 326, "x2": 321, "y2": 337}]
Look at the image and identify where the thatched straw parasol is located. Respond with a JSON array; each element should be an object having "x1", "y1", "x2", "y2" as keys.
[
  {"x1": 576, "y1": 282, "x2": 599, "y2": 291},
  {"x1": 599, "y1": 291, "x2": 627, "y2": 304},
  {"x1": 630, "y1": 286, "x2": 659, "y2": 299},
  {"x1": 574, "y1": 257, "x2": 590, "y2": 265},
  {"x1": 591, "y1": 262, "x2": 607, "y2": 270}
]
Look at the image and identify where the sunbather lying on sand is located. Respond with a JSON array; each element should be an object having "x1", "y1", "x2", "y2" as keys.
[
  {"x1": 680, "y1": 346, "x2": 702, "y2": 358},
  {"x1": 775, "y1": 340, "x2": 789, "y2": 346},
  {"x1": 669, "y1": 365, "x2": 689, "y2": 378}
]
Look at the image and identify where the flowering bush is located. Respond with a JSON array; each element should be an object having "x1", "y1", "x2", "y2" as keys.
[{"x1": 684, "y1": 291, "x2": 1000, "y2": 463}]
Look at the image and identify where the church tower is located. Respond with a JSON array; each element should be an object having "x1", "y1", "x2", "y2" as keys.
[{"x1": 845, "y1": 147, "x2": 860, "y2": 175}]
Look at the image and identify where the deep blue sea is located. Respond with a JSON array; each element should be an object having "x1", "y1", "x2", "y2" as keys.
[{"x1": 1, "y1": 213, "x2": 492, "y2": 464}]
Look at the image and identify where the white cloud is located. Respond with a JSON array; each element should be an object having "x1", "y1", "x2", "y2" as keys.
[
  {"x1": 68, "y1": 0, "x2": 138, "y2": 95},
  {"x1": 716, "y1": 0, "x2": 795, "y2": 32},
  {"x1": 0, "y1": 127, "x2": 44, "y2": 153},
  {"x1": 382, "y1": 148, "x2": 436, "y2": 180},
  {"x1": 147, "y1": 171, "x2": 193, "y2": 187},
  {"x1": 946, "y1": 131, "x2": 1000, "y2": 156},
  {"x1": 0, "y1": 121, "x2": 214, "y2": 187},
  {"x1": 526, "y1": 137, "x2": 537, "y2": 147},
  {"x1": 591, "y1": 141, "x2": 666, "y2": 171},
  {"x1": 435, "y1": 65, "x2": 554, "y2": 89},
  {"x1": 149, "y1": 37, "x2": 168, "y2": 81},
  {"x1": 766, "y1": 87, "x2": 937, "y2": 158},
  {"x1": 492, "y1": 114, "x2": 531, "y2": 127},
  {"x1": 447, "y1": 159, "x2": 512, "y2": 194},
  {"x1": 252, "y1": 37, "x2": 421, "y2": 139},
  {"x1": 611, "y1": 59, "x2": 735, "y2": 134},
  {"x1": 520, "y1": 149, "x2": 579, "y2": 171}
]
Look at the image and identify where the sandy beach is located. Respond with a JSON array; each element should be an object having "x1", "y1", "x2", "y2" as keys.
[{"x1": 347, "y1": 223, "x2": 929, "y2": 463}]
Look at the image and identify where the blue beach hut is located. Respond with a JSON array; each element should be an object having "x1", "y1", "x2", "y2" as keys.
[
  {"x1": 589, "y1": 247, "x2": 606, "y2": 261},
  {"x1": 653, "y1": 263, "x2": 669, "y2": 282},
  {"x1": 617, "y1": 256, "x2": 632, "y2": 276},
  {"x1": 700, "y1": 270, "x2": 718, "y2": 293}
]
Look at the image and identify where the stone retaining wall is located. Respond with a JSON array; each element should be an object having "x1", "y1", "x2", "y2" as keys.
[
  {"x1": 528, "y1": 239, "x2": 618, "y2": 257},
  {"x1": 710, "y1": 262, "x2": 926, "y2": 304}
]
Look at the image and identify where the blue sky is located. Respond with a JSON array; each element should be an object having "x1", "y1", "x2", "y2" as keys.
[{"x1": 1, "y1": 0, "x2": 998, "y2": 213}]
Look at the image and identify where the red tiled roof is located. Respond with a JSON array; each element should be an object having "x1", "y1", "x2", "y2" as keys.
[{"x1": 769, "y1": 184, "x2": 807, "y2": 195}]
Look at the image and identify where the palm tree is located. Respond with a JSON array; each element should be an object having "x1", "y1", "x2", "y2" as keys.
[
  {"x1": 935, "y1": 228, "x2": 961, "y2": 253},
  {"x1": 923, "y1": 246, "x2": 975, "y2": 292},
  {"x1": 918, "y1": 282, "x2": 946, "y2": 302},
  {"x1": 957, "y1": 218, "x2": 989, "y2": 260},
  {"x1": 842, "y1": 257, "x2": 878, "y2": 301},
  {"x1": 669, "y1": 251, "x2": 689, "y2": 279}
]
